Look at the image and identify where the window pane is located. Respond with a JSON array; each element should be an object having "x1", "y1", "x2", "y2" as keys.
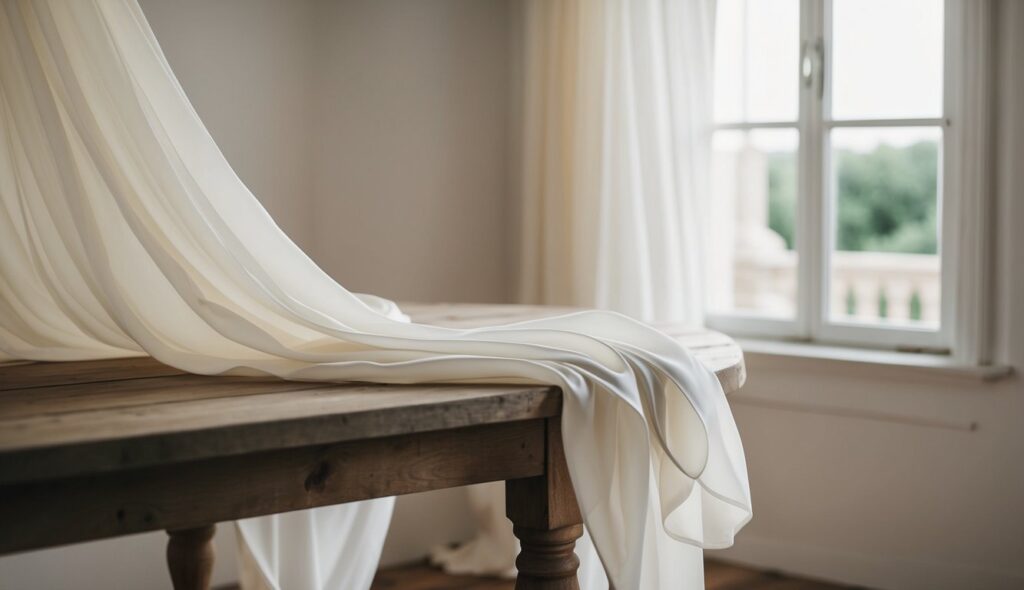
[
  {"x1": 714, "y1": 0, "x2": 799, "y2": 123},
  {"x1": 708, "y1": 129, "x2": 799, "y2": 318},
  {"x1": 831, "y1": 0, "x2": 944, "y2": 120},
  {"x1": 829, "y1": 127, "x2": 941, "y2": 327}
]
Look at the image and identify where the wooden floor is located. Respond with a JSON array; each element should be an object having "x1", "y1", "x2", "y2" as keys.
[{"x1": 369, "y1": 560, "x2": 863, "y2": 590}]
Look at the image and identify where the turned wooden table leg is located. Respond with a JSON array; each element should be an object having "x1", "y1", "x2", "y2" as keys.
[
  {"x1": 167, "y1": 525, "x2": 216, "y2": 590},
  {"x1": 507, "y1": 418, "x2": 584, "y2": 590}
]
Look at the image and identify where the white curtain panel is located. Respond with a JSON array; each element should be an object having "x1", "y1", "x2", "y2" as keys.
[
  {"x1": 516, "y1": 0, "x2": 715, "y2": 327},
  {"x1": 0, "y1": 1, "x2": 749, "y2": 589}
]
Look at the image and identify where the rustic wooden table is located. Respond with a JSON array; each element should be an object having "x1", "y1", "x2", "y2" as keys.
[{"x1": 0, "y1": 303, "x2": 744, "y2": 590}]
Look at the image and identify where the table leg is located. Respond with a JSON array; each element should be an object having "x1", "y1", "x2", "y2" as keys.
[
  {"x1": 506, "y1": 418, "x2": 583, "y2": 590},
  {"x1": 167, "y1": 525, "x2": 216, "y2": 590}
]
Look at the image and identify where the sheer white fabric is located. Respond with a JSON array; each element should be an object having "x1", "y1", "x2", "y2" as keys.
[
  {"x1": 0, "y1": 1, "x2": 750, "y2": 589},
  {"x1": 235, "y1": 501, "x2": 396, "y2": 590},
  {"x1": 436, "y1": 1, "x2": 722, "y2": 586},
  {"x1": 516, "y1": 0, "x2": 715, "y2": 327}
]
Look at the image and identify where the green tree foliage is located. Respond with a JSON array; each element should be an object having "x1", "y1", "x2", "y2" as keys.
[
  {"x1": 767, "y1": 152, "x2": 797, "y2": 250},
  {"x1": 766, "y1": 140, "x2": 938, "y2": 254},
  {"x1": 909, "y1": 290, "x2": 923, "y2": 321}
]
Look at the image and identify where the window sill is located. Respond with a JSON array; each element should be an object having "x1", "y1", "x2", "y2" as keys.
[{"x1": 736, "y1": 338, "x2": 1013, "y2": 383}]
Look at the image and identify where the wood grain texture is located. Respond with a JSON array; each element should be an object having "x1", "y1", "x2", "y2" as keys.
[
  {"x1": 167, "y1": 525, "x2": 216, "y2": 590},
  {"x1": 506, "y1": 420, "x2": 582, "y2": 530},
  {"x1": 0, "y1": 356, "x2": 183, "y2": 391},
  {"x1": 0, "y1": 380, "x2": 558, "y2": 485},
  {"x1": 0, "y1": 303, "x2": 742, "y2": 486},
  {"x1": 506, "y1": 419, "x2": 583, "y2": 590},
  {"x1": 0, "y1": 420, "x2": 544, "y2": 554},
  {"x1": 368, "y1": 560, "x2": 859, "y2": 590},
  {"x1": 370, "y1": 564, "x2": 514, "y2": 590}
]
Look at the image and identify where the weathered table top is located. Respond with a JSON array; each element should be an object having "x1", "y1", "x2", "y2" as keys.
[{"x1": 0, "y1": 303, "x2": 744, "y2": 487}]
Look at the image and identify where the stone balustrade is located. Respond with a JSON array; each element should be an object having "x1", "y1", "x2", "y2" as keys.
[{"x1": 733, "y1": 250, "x2": 940, "y2": 326}]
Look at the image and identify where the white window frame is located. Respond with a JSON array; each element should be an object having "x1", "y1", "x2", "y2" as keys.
[{"x1": 706, "y1": 0, "x2": 990, "y2": 359}]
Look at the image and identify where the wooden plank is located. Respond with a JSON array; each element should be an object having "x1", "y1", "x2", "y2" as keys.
[
  {"x1": 371, "y1": 564, "x2": 515, "y2": 590},
  {"x1": 0, "y1": 383, "x2": 559, "y2": 485},
  {"x1": 0, "y1": 356, "x2": 182, "y2": 391},
  {"x1": 0, "y1": 420, "x2": 546, "y2": 555},
  {"x1": 0, "y1": 374, "x2": 322, "y2": 419},
  {"x1": 367, "y1": 560, "x2": 855, "y2": 590},
  {"x1": 704, "y1": 560, "x2": 776, "y2": 588}
]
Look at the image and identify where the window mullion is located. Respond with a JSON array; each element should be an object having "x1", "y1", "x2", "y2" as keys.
[
  {"x1": 796, "y1": 0, "x2": 825, "y2": 340},
  {"x1": 941, "y1": 0, "x2": 962, "y2": 358},
  {"x1": 815, "y1": 0, "x2": 832, "y2": 341}
]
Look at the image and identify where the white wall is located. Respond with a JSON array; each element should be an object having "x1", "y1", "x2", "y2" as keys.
[
  {"x1": 714, "y1": 4, "x2": 1024, "y2": 588},
  {"x1": 0, "y1": 1, "x2": 511, "y2": 588}
]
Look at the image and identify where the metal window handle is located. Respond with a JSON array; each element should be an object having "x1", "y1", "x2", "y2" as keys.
[
  {"x1": 801, "y1": 41, "x2": 814, "y2": 87},
  {"x1": 800, "y1": 39, "x2": 826, "y2": 100}
]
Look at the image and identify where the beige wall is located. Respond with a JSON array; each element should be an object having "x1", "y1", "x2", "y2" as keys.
[
  {"x1": 141, "y1": 0, "x2": 319, "y2": 254},
  {"x1": 310, "y1": 0, "x2": 513, "y2": 303},
  {"x1": 139, "y1": 0, "x2": 517, "y2": 304}
]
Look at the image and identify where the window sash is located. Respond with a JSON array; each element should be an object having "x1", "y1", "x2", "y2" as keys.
[{"x1": 707, "y1": 0, "x2": 959, "y2": 353}]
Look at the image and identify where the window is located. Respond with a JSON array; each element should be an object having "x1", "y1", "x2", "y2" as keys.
[{"x1": 706, "y1": 0, "x2": 957, "y2": 352}]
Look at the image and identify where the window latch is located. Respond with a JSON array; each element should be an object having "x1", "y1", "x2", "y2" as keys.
[
  {"x1": 801, "y1": 41, "x2": 814, "y2": 88},
  {"x1": 800, "y1": 38, "x2": 826, "y2": 100}
]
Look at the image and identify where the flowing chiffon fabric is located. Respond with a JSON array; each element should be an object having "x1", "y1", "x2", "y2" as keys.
[{"x1": 0, "y1": 1, "x2": 751, "y2": 588}]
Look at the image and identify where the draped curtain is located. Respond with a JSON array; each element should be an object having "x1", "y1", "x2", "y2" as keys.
[
  {"x1": 0, "y1": 1, "x2": 747, "y2": 590},
  {"x1": 516, "y1": 0, "x2": 715, "y2": 327}
]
